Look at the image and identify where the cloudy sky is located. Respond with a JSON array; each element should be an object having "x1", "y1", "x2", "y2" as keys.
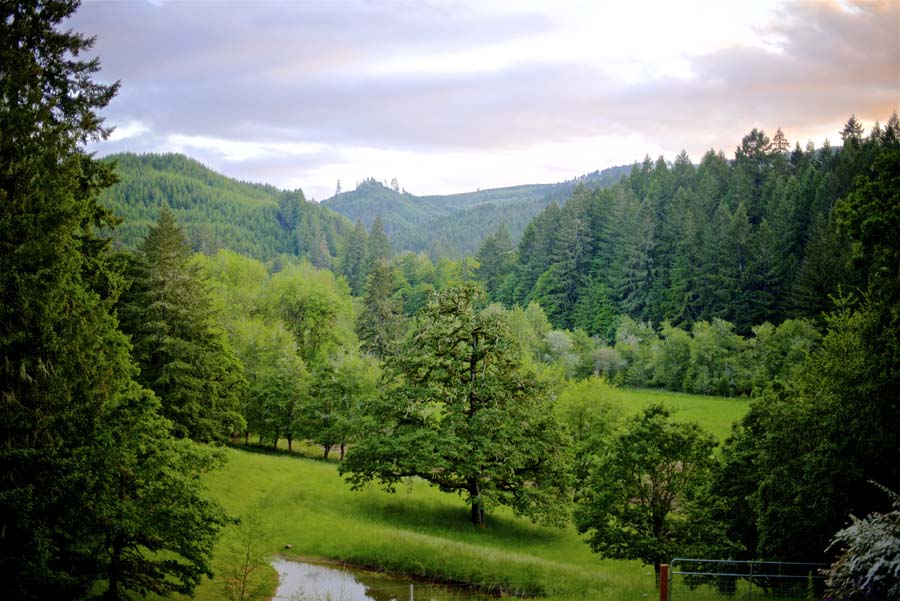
[{"x1": 72, "y1": 0, "x2": 899, "y2": 201}]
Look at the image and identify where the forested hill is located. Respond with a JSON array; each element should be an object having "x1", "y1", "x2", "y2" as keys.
[
  {"x1": 482, "y1": 116, "x2": 900, "y2": 337},
  {"x1": 322, "y1": 165, "x2": 631, "y2": 257},
  {"x1": 99, "y1": 153, "x2": 352, "y2": 264}
]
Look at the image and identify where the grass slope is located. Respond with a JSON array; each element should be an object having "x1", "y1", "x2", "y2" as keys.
[
  {"x1": 607, "y1": 387, "x2": 748, "y2": 443},
  {"x1": 175, "y1": 388, "x2": 748, "y2": 601}
]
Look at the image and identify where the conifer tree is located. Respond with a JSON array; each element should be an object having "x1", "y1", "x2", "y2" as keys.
[
  {"x1": 120, "y1": 206, "x2": 246, "y2": 441},
  {"x1": 366, "y1": 215, "x2": 391, "y2": 271},
  {"x1": 356, "y1": 260, "x2": 405, "y2": 359},
  {"x1": 474, "y1": 223, "x2": 515, "y2": 299},
  {"x1": 0, "y1": 3, "x2": 227, "y2": 596},
  {"x1": 340, "y1": 219, "x2": 369, "y2": 295}
]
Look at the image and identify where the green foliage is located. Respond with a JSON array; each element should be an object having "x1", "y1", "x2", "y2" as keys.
[
  {"x1": 218, "y1": 507, "x2": 274, "y2": 601},
  {"x1": 356, "y1": 259, "x2": 406, "y2": 358},
  {"x1": 0, "y1": 3, "x2": 227, "y2": 597},
  {"x1": 711, "y1": 143, "x2": 900, "y2": 566},
  {"x1": 682, "y1": 319, "x2": 747, "y2": 396},
  {"x1": 305, "y1": 350, "x2": 380, "y2": 460},
  {"x1": 341, "y1": 284, "x2": 572, "y2": 527},
  {"x1": 262, "y1": 261, "x2": 356, "y2": 364},
  {"x1": 0, "y1": 1, "x2": 122, "y2": 594},
  {"x1": 474, "y1": 223, "x2": 516, "y2": 299},
  {"x1": 715, "y1": 307, "x2": 893, "y2": 563},
  {"x1": 91, "y1": 390, "x2": 228, "y2": 599},
  {"x1": 744, "y1": 318, "x2": 820, "y2": 394},
  {"x1": 339, "y1": 220, "x2": 369, "y2": 295},
  {"x1": 575, "y1": 405, "x2": 725, "y2": 577},
  {"x1": 555, "y1": 377, "x2": 623, "y2": 494},
  {"x1": 501, "y1": 119, "x2": 894, "y2": 334},
  {"x1": 366, "y1": 215, "x2": 391, "y2": 271},
  {"x1": 119, "y1": 206, "x2": 246, "y2": 441},
  {"x1": 231, "y1": 318, "x2": 307, "y2": 447}
]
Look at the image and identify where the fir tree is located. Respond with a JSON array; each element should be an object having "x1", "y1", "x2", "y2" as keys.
[
  {"x1": 340, "y1": 219, "x2": 369, "y2": 295},
  {"x1": 356, "y1": 260, "x2": 405, "y2": 359},
  {"x1": 0, "y1": 3, "x2": 227, "y2": 596},
  {"x1": 120, "y1": 206, "x2": 246, "y2": 441},
  {"x1": 366, "y1": 215, "x2": 391, "y2": 272},
  {"x1": 474, "y1": 223, "x2": 515, "y2": 299}
]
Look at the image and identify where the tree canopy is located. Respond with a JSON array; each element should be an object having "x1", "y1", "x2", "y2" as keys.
[
  {"x1": 340, "y1": 284, "x2": 572, "y2": 527},
  {"x1": 119, "y1": 205, "x2": 246, "y2": 441},
  {"x1": 576, "y1": 405, "x2": 724, "y2": 577}
]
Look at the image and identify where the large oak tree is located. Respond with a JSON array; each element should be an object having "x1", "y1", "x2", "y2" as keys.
[{"x1": 341, "y1": 284, "x2": 572, "y2": 527}]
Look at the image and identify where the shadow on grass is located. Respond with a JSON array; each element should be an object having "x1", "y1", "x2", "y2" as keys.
[
  {"x1": 228, "y1": 442, "x2": 567, "y2": 546},
  {"x1": 353, "y1": 492, "x2": 567, "y2": 545},
  {"x1": 227, "y1": 440, "x2": 337, "y2": 462}
]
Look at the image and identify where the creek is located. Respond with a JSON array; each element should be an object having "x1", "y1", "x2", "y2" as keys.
[{"x1": 271, "y1": 557, "x2": 500, "y2": 601}]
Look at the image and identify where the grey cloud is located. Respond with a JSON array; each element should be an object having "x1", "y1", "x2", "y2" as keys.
[{"x1": 76, "y1": 0, "x2": 898, "y2": 180}]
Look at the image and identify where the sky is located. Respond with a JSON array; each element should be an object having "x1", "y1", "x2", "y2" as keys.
[{"x1": 72, "y1": 0, "x2": 899, "y2": 201}]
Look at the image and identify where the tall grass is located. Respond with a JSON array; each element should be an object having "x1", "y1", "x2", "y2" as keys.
[
  {"x1": 608, "y1": 387, "x2": 749, "y2": 442},
  {"x1": 163, "y1": 388, "x2": 750, "y2": 600},
  {"x1": 175, "y1": 450, "x2": 656, "y2": 600}
]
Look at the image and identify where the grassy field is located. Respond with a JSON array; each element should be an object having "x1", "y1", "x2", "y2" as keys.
[
  {"x1": 606, "y1": 387, "x2": 748, "y2": 443},
  {"x1": 177, "y1": 387, "x2": 750, "y2": 601}
]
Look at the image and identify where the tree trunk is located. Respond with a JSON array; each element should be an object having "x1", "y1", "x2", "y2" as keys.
[
  {"x1": 340, "y1": 442, "x2": 346, "y2": 461},
  {"x1": 468, "y1": 479, "x2": 485, "y2": 527},
  {"x1": 105, "y1": 539, "x2": 122, "y2": 600},
  {"x1": 258, "y1": 433, "x2": 263, "y2": 444},
  {"x1": 272, "y1": 436, "x2": 278, "y2": 449},
  {"x1": 654, "y1": 560, "x2": 661, "y2": 585},
  {"x1": 470, "y1": 500, "x2": 485, "y2": 527},
  {"x1": 244, "y1": 431, "x2": 249, "y2": 445},
  {"x1": 287, "y1": 436, "x2": 293, "y2": 452},
  {"x1": 323, "y1": 444, "x2": 331, "y2": 460}
]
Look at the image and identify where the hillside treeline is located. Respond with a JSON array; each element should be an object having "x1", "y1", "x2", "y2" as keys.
[
  {"x1": 100, "y1": 152, "x2": 351, "y2": 263},
  {"x1": 322, "y1": 165, "x2": 631, "y2": 257},
  {"x1": 479, "y1": 117, "x2": 898, "y2": 336}
]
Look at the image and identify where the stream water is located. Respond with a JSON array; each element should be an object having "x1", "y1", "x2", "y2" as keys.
[{"x1": 271, "y1": 557, "x2": 499, "y2": 601}]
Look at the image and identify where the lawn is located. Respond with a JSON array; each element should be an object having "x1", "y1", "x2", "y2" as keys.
[
  {"x1": 177, "y1": 387, "x2": 750, "y2": 601},
  {"x1": 190, "y1": 448, "x2": 658, "y2": 601},
  {"x1": 607, "y1": 387, "x2": 749, "y2": 442}
]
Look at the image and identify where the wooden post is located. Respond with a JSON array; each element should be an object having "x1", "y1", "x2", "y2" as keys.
[
  {"x1": 659, "y1": 563, "x2": 669, "y2": 601},
  {"x1": 409, "y1": 583, "x2": 414, "y2": 601}
]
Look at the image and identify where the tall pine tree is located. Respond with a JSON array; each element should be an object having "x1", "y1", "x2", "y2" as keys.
[
  {"x1": 120, "y1": 206, "x2": 246, "y2": 441},
  {"x1": 1, "y1": 3, "x2": 228, "y2": 597}
]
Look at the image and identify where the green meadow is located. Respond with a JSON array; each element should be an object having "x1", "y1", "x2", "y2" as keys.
[
  {"x1": 176, "y1": 388, "x2": 749, "y2": 601},
  {"x1": 608, "y1": 387, "x2": 748, "y2": 442}
]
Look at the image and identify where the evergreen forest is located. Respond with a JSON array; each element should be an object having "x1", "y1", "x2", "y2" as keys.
[{"x1": 2, "y1": 2, "x2": 898, "y2": 600}]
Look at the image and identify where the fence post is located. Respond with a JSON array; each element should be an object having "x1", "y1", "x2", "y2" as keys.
[
  {"x1": 660, "y1": 564, "x2": 669, "y2": 601},
  {"x1": 409, "y1": 583, "x2": 413, "y2": 601},
  {"x1": 749, "y1": 561, "x2": 753, "y2": 601}
]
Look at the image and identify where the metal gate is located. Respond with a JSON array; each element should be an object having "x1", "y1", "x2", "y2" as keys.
[{"x1": 668, "y1": 558, "x2": 827, "y2": 600}]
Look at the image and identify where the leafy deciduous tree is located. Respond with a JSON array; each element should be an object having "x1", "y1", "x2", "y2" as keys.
[
  {"x1": 576, "y1": 404, "x2": 724, "y2": 578},
  {"x1": 341, "y1": 284, "x2": 572, "y2": 527}
]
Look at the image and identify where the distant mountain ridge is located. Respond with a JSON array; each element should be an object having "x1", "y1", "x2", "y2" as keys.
[
  {"x1": 322, "y1": 165, "x2": 633, "y2": 257},
  {"x1": 99, "y1": 152, "x2": 632, "y2": 262}
]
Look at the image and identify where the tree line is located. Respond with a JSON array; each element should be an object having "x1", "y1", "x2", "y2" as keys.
[
  {"x1": 100, "y1": 152, "x2": 351, "y2": 265},
  {"x1": 474, "y1": 117, "x2": 898, "y2": 337}
]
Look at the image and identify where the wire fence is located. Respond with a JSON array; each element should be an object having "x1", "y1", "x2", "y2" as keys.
[{"x1": 668, "y1": 558, "x2": 827, "y2": 601}]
